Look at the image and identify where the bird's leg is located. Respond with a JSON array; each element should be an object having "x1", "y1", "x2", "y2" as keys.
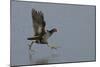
[
  {"x1": 29, "y1": 41, "x2": 34, "y2": 50},
  {"x1": 46, "y1": 44, "x2": 54, "y2": 49},
  {"x1": 46, "y1": 44, "x2": 50, "y2": 48}
]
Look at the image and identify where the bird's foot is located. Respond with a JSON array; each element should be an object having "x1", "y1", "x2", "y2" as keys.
[
  {"x1": 50, "y1": 46, "x2": 57, "y2": 49},
  {"x1": 27, "y1": 41, "x2": 34, "y2": 50},
  {"x1": 48, "y1": 45, "x2": 60, "y2": 49},
  {"x1": 28, "y1": 45, "x2": 35, "y2": 52}
]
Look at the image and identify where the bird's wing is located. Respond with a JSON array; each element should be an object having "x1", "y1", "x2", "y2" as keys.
[{"x1": 32, "y1": 9, "x2": 46, "y2": 36}]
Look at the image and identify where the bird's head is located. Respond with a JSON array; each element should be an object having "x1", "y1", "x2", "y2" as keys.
[{"x1": 52, "y1": 28, "x2": 57, "y2": 32}]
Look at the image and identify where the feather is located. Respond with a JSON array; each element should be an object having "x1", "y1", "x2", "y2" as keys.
[{"x1": 32, "y1": 9, "x2": 46, "y2": 37}]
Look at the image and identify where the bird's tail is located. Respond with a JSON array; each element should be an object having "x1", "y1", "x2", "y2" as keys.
[
  {"x1": 27, "y1": 38, "x2": 35, "y2": 40},
  {"x1": 27, "y1": 36, "x2": 41, "y2": 40}
]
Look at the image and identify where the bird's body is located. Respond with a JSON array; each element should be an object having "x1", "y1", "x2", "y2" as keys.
[{"x1": 27, "y1": 9, "x2": 57, "y2": 49}]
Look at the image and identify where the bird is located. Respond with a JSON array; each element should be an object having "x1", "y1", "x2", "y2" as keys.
[{"x1": 27, "y1": 9, "x2": 57, "y2": 49}]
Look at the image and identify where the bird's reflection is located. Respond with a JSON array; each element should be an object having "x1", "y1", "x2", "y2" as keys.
[
  {"x1": 28, "y1": 49, "x2": 33, "y2": 64},
  {"x1": 28, "y1": 47, "x2": 49, "y2": 65},
  {"x1": 28, "y1": 44, "x2": 59, "y2": 65}
]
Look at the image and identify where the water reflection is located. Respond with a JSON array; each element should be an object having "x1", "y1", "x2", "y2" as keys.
[
  {"x1": 28, "y1": 48, "x2": 49, "y2": 64},
  {"x1": 28, "y1": 45, "x2": 59, "y2": 65}
]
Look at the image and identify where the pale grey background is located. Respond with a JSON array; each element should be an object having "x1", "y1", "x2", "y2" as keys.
[{"x1": 10, "y1": 1, "x2": 96, "y2": 66}]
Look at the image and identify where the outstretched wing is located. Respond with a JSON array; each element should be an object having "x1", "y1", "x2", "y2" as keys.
[{"x1": 32, "y1": 9, "x2": 46, "y2": 36}]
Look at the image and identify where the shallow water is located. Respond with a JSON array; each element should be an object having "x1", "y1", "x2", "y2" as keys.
[{"x1": 11, "y1": 1, "x2": 95, "y2": 66}]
